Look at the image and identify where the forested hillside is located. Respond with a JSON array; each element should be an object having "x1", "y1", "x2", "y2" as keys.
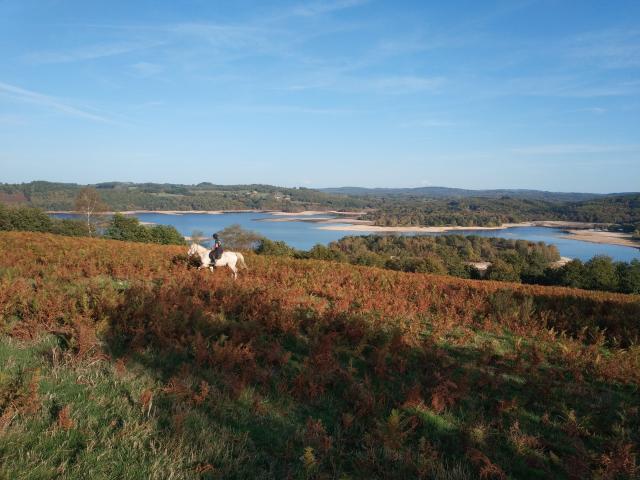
[
  {"x1": 0, "y1": 181, "x2": 370, "y2": 212},
  {"x1": 1, "y1": 231, "x2": 638, "y2": 479},
  {"x1": 2, "y1": 181, "x2": 639, "y2": 232},
  {"x1": 362, "y1": 195, "x2": 640, "y2": 231}
]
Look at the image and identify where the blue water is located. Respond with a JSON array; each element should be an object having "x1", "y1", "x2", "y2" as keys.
[{"x1": 53, "y1": 212, "x2": 640, "y2": 262}]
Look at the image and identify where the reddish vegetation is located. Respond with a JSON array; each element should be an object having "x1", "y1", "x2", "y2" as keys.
[
  {"x1": 1, "y1": 231, "x2": 639, "y2": 478},
  {"x1": 0, "y1": 192, "x2": 28, "y2": 204}
]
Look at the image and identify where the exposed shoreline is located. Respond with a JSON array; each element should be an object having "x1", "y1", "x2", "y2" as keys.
[
  {"x1": 561, "y1": 229, "x2": 639, "y2": 248},
  {"x1": 315, "y1": 220, "x2": 640, "y2": 249},
  {"x1": 48, "y1": 210, "x2": 640, "y2": 250},
  {"x1": 315, "y1": 220, "x2": 608, "y2": 233},
  {"x1": 317, "y1": 222, "x2": 537, "y2": 233}
]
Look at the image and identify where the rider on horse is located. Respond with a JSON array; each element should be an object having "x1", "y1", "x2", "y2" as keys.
[{"x1": 210, "y1": 233, "x2": 223, "y2": 262}]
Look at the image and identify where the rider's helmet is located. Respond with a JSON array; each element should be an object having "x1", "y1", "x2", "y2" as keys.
[{"x1": 212, "y1": 233, "x2": 219, "y2": 240}]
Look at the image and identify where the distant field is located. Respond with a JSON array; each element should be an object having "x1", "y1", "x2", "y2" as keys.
[{"x1": 1, "y1": 232, "x2": 639, "y2": 479}]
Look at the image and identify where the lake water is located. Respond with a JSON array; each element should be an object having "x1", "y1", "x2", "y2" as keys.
[{"x1": 54, "y1": 212, "x2": 640, "y2": 262}]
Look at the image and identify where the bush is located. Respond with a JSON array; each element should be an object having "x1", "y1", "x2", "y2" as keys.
[
  {"x1": 486, "y1": 259, "x2": 521, "y2": 282},
  {"x1": 255, "y1": 238, "x2": 297, "y2": 257},
  {"x1": 105, "y1": 213, "x2": 184, "y2": 245},
  {"x1": 217, "y1": 224, "x2": 264, "y2": 250},
  {"x1": 0, "y1": 203, "x2": 88, "y2": 237},
  {"x1": 0, "y1": 203, "x2": 53, "y2": 232}
]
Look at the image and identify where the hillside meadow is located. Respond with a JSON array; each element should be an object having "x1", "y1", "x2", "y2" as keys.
[{"x1": 0, "y1": 231, "x2": 639, "y2": 479}]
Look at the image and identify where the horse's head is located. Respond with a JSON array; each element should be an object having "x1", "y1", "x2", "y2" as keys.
[{"x1": 187, "y1": 243, "x2": 199, "y2": 256}]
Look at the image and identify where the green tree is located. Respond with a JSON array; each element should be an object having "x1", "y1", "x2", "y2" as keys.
[
  {"x1": 304, "y1": 244, "x2": 347, "y2": 262},
  {"x1": 0, "y1": 204, "x2": 53, "y2": 232},
  {"x1": 584, "y1": 256, "x2": 618, "y2": 291},
  {"x1": 255, "y1": 238, "x2": 297, "y2": 257},
  {"x1": 486, "y1": 259, "x2": 521, "y2": 282},
  {"x1": 105, "y1": 214, "x2": 150, "y2": 242},
  {"x1": 616, "y1": 259, "x2": 640, "y2": 294},
  {"x1": 217, "y1": 224, "x2": 264, "y2": 250},
  {"x1": 148, "y1": 225, "x2": 186, "y2": 245},
  {"x1": 191, "y1": 230, "x2": 206, "y2": 245},
  {"x1": 51, "y1": 218, "x2": 90, "y2": 237},
  {"x1": 75, "y1": 187, "x2": 106, "y2": 235},
  {"x1": 557, "y1": 260, "x2": 586, "y2": 289}
]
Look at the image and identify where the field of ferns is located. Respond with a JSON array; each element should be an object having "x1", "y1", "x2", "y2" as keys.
[{"x1": 1, "y1": 231, "x2": 639, "y2": 479}]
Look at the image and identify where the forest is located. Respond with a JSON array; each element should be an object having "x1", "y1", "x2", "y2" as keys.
[
  {"x1": 0, "y1": 181, "x2": 370, "y2": 212},
  {"x1": 1, "y1": 182, "x2": 639, "y2": 235},
  {"x1": 361, "y1": 195, "x2": 640, "y2": 232}
]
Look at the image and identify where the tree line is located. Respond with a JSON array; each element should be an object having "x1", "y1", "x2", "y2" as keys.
[
  {"x1": 3, "y1": 181, "x2": 638, "y2": 234},
  {"x1": 0, "y1": 198, "x2": 185, "y2": 246},
  {"x1": 2, "y1": 195, "x2": 638, "y2": 294},
  {"x1": 255, "y1": 234, "x2": 640, "y2": 295},
  {"x1": 0, "y1": 181, "x2": 370, "y2": 212},
  {"x1": 362, "y1": 195, "x2": 640, "y2": 233}
]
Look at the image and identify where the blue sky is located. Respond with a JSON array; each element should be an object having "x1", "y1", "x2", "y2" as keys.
[{"x1": 0, "y1": 0, "x2": 639, "y2": 192}]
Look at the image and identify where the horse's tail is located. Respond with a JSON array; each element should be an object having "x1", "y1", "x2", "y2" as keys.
[{"x1": 236, "y1": 252, "x2": 248, "y2": 270}]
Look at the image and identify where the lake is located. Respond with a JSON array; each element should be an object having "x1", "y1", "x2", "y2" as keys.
[{"x1": 54, "y1": 212, "x2": 640, "y2": 262}]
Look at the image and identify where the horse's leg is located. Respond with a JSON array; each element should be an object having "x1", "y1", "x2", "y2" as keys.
[{"x1": 230, "y1": 265, "x2": 238, "y2": 280}]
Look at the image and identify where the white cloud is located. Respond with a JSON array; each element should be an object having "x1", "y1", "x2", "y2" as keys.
[
  {"x1": 567, "y1": 29, "x2": 640, "y2": 69},
  {"x1": 0, "y1": 81, "x2": 113, "y2": 123},
  {"x1": 25, "y1": 41, "x2": 162, "y2": 64},
  {"x1": 290, "y1": 0, "x2": 369, "y2": 17}
]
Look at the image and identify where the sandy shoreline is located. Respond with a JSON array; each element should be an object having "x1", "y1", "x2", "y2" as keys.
[
  {"x1": 47, "y1": 209, "x2": 639, "y2": 250},
  {"x1": 268, "y1": 210, "x2": 366, "y2": 217},
  {"x1": 316, "y1": 222, "x2": 539, "y2": 233},
  {"x1": 561, "y1": 230, "x2": 639, "y2": 248},
  {"x1": 316, "y1": 222, "x2": 640, "y2": 249}
]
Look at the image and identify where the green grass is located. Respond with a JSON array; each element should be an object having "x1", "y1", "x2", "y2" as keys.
[{"x1": 2, "y1": 326, "x2": 638, "y2": 479}]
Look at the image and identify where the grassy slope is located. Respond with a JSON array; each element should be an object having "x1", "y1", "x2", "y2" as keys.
[{"x1": 0, "y1": 232, "x2": 639, "y2": 479}]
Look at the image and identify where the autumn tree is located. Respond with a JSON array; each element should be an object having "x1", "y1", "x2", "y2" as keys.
[{"x1": 75, "y1": 187, "x2": 106, "y2": 235}]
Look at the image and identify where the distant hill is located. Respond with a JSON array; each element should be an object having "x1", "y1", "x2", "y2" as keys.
[
  {"x1": 321, "y1": 186, "x2": 610, "y2": 202},
  {"x1": 0, "y1": 181, "x2": 369, "y2": 212}
]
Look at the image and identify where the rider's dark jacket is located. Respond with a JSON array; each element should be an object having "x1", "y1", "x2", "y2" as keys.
[{"x1": 210, "y1": 240, "x2": 223, "y2": 260}]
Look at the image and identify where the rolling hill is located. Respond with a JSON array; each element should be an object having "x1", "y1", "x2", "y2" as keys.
[{"x1": 0, "y1": 231, "x2": 638, "y2": 479}]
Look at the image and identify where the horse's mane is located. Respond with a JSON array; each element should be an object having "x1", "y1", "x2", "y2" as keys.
[{"x1": 190, "y1": 243, "x2": 209, "y2": 253}]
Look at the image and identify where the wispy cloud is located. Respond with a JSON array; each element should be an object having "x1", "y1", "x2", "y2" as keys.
[
  {"x1": 131, "y1": 62, "x2": 164, "y2": 77},
  {"x1": 289, "y1": 0, "x2": 369, "y2": 18},
  {"x1": 566, "y1": 29, "x2": 640, "y2": 69},
  {"x1": 0, "y1": 114, "x2": 27, "y2": 126},
  {"x1": 226, "y1": 104, "x2": 354, "y2": 115},
  {"x1": 577, "y1": 107, "x2": 607, "y2": 115},
  {"x1": 0, "y1": 81, "x2": 113, "y2": 123},
  {"x1": 285, "y1": 73, "x2": 445, "y2": 95},
  {"x1": 370, "y1": 75, "x2": 444, "y2": 94},
  {"x1": 399, "y1": 119, "x2": 457, "y2": 128},
  {"x1": 511, "y1": 144, "x2": 640, "y2": 155},
  {"x1": 25, "y1": 40, "x2": 163, "y2": 64},
  {"x1": 490, "y1": 75, "x2": 640, "y2": 98}
]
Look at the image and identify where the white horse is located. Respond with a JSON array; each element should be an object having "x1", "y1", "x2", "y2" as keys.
[{"x1": 187, "y1": 243, "x2": 248, "y2": 279}]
